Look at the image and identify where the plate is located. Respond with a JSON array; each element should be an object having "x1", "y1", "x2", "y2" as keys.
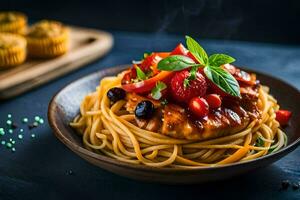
[{"x1": 48, "y1": 65, "x2": 300, "y2": 184}]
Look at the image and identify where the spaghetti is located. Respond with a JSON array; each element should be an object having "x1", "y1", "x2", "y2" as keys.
[{"x1": 70, "y1": 72, "x2": 287, "y2": 168}]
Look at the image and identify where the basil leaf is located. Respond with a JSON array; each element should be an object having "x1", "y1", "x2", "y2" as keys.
[
  {"x1": 186, "y1": 35, "x2": 208, "y2": 65},
  {"x1": 151, "y1": 82, "x2": 167, "y2": 100},
  {"x1": 204, "y1": 66, "x2": 241, "y2": 97},
  {"x1": 136, "y1": 66, "x2": 146, "y2": 80},
  {"x1": 157, "y1": 55, "x2": 198, "y2": 71},
  {"x1": 208, "y1": 54, "x2": 236, "y2": 67}
]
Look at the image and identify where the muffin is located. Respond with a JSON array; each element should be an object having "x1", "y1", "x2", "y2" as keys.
[
  {"x1": 26, "y1": 20, "x2": 69, "y2": 58},
  {"x1": 0, "y1": 12, "x2": 27, "y2": 34},
  {"x1": 0, "y1": 33, "x2": 26, "y2": 68}
]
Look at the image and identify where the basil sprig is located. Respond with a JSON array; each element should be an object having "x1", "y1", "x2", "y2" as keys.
[
  {"x1": 186, "y1": 36, "x2": 208, "y2": 64},
  {"x1": 157, "y1": 36, "x2": 240, "y2": 97}
]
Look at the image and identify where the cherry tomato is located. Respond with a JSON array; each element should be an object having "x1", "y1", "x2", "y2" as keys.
[
  {"x1": 122, "y1": 71, "x2": 173, "y2": 93},
  {"x1": 170, "y1": 43, "x2": 198, "y2": 63},
  {"x1": 170, "y1": 69, "x2": 207, "y2": 103},
  {"x1": 276, "y1": 110, "x2": 292, "y2": 126},
  {"x1": 170, "y1": 43, "x2": 189, "y2": 56},
  {"x1": 189, "y1": 97, "x2": 209, "y2": 118},
  {"x1": 205, "y1": 94, "x2": 222, "y2": 109},
  {"x1": 139, "y1": 53, "x2": 162, "y2": 72}
]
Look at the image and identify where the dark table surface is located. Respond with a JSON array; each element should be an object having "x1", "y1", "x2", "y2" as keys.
[{"x1": 0, "y1": 31, "x2": 299, "y2": 200}]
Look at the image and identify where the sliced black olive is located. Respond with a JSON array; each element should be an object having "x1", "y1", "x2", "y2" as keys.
[
  {"x1": 107, "y1": 87, "x2": 126, "y2": 103},
  {"x1": 135, "y1": 100, "x2": 155, "y2": 119}
]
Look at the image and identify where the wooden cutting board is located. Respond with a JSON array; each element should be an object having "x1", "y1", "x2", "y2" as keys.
[{"x1": 0, "y1": 26, "x2": 113, "y2": 100}]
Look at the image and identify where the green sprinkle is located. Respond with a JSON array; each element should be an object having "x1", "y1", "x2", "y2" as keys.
[
  {"x1": 34, "y1": 116, "x2": 40, "y2": 121},
  {"x1": 33, "y1": 122, "x2": 38, "y2": 127},
  {"x1": 20, "y1": 128, "x2": 24, "y2": 133},
  {"x1": 38, "y1": 118, "x2": 44, "y2": 124},
  {"x1": 9, "y1": 138, "x2": 13, "y2": 142},
  {"x1": 18, "y1": 134, "x2": 23, "y2": 139},
  {"x1": 31, "y1": 134, "x2": 35, "y2": 138},
  {"x1": 6, "y1": 142, "x2": 12, "y2": 148},
  {"x1": 6, "y1": 120, "x2": 12, "y2": 125},
  {"x1": 11, "y1": 147, "x2": 16, "y2": 152},
  {"x1": 7, "y1": 114, "x2": 12, "y2": 118},
  {"x1": 0, "y1": 128, "x2": 4, "y2": 135},
  {"x1": 8, "y1": 129, "x2": 13, "y2": 134},
  {"x1": 22, "y1": 118, "x2": 28, "y2": 123},
  {"x1": 1, "y1": 141, "x2": 5, "y2": 145}
]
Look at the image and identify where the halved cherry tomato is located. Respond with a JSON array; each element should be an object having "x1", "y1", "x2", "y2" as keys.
[
  {"x1": 189, "y1": 97, "x2": 209, "y2": 118},
  {"x1": 122, "y1": 71, "x2": 173, "y2": 93},
  {"x1": 276, "y1": 110, "x2": 292, "y2": 126},
  {"x1": 170, "y1": 43, "x2": 189, "y2": 56},
  {"x1": 205, "y1": 94, "x2": 222, "y2": 109}
]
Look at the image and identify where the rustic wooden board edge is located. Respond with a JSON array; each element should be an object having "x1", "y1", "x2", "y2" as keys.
[{"x1": 0, "y1": 27, "x2": 113, "y2": 100}]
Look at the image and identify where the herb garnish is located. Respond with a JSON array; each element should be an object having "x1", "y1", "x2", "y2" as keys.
[
  {"x1": 151, "y1": 81, "x2": 167, "y2": 100},
  {"x1": 256, "y1": 137, "x2": 264, "y2": 147},
  {"x1": 157, "y1": 55, "x2": 198, "y2": 71},
  {"x1": 136, "y1": 66, "x2": 147, "y2": 80},
  {"x1": 157, "y1": 36, "x2": 240, "y2": 97},
  {"x1": 183, "y1": 65, "x2": 197, "y2": 88},
  {"x1": 143, "y1": 52, "x2": 151, "y2": 59},
  {"x1": 186, "y1": 36, "x2": 208, "y2": 64},
  {"x1": 161, "y1": 99, "x2": 168, "y2": 106}
]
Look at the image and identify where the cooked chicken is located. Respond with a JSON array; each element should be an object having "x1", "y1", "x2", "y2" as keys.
[
  {"x1": 125, "y1": 93, "x2": 160, "y2": 113},
  {"x1": 124, "y1": 86, "x2": 261, "y2": 141}
]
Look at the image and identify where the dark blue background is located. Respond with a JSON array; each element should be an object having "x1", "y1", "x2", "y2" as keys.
[{"x1": 3, "y1": 0, "x2": 300, "y2": 44}]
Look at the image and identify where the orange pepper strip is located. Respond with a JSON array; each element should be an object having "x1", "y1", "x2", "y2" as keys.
[
  {"x1": 217, "y1": 145, "x2": 250, "y2": 165},
  {"x1": 156, "y1": 52, "x2": 170, "y2": 59}
]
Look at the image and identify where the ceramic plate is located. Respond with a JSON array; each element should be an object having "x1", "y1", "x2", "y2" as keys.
[{"x1": 48, "y1": 65, "x2": 300, "y2": 184}]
